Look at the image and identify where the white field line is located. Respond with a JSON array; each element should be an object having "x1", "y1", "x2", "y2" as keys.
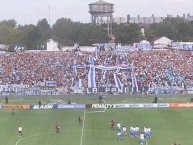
[
  {"x1": 86, "y1": 110, "x2": 105, "y2": 113},
  {"x1": 16, "y1": 129, "x2": 115, "y2": 145},
  {"x1": 80, "y1": 110, "x2": 86, "y2": 145},
  {"x1": 16, "y1": 132, "x2": 55, "y2": 145},
  {"x1": 15, "y1": 129, "x2": 147, "y2": 145}
]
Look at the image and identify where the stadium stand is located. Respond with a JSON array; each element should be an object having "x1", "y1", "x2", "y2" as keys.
[{"x1": 0, "y1": 49, "x2": 192, "y2": 95}]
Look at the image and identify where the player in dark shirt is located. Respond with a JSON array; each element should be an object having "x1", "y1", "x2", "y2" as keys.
[
  {"x1": 5, "y1": 96, "x2": 8, "y2": 104},
  {"x1": 110, "y1": 119, "x2": 115, "y2": 129},
  {"x1": 78, "y1": 116, "x2": 82, "y2": 125}
]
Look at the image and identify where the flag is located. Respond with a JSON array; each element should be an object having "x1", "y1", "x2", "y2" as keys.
[
  {"x1": 114, "y1": 73, "x2": 123, "y2": 90},
  {"x1": 73, "y1": 59, "x2": 77, "y2": 75},
  {"x1": 93, "y1": 46, "x2": 98, "y2": 59},
  {"x1": 75, "y1": 79, "x2": 82, "y2": 89},
  {"x1": 88, "y1": 56, "x2": 96, "y2": 88},
  {"x1": 73, "y1": 66, "x2": 77, "y2": 75},
  {"x1": 131, "y1": 71, "x2": 138, "y2": 92}
]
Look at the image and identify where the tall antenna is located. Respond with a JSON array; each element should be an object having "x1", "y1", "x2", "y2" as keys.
[{"x1": 49, "y1": 5, "x2": 50, "y2": 27}]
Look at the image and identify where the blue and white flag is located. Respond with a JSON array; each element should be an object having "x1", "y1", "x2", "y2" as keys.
[
  {"x1": 102, "y1": 70, "x2": 107, "y2": 80},
  {"x1": 131, "y1": 71, "x2": 138, "y2": 92},
  {"x1": 88, "y1": 56, "x2": 96, "y2": 88},
  {"x1": 93, "y1": 46, "x2": 98, "y2": 59},
  {"x1": 75, "y1": 78, "x2": 82, "y2": 89},
  {"x1": 114, "y1": 73, "x2": 123, "y2": 90},
  {"x1": 73, "y1": 59, "x2": 77, "y2": 75},
  {"x1": 73, "y1": 66, "x2": 77, "y2": 75}
]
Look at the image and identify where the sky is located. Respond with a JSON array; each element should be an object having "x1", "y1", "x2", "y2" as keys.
[{"x1": 0, "y1": 0, "x2": 193, "y2": 26}]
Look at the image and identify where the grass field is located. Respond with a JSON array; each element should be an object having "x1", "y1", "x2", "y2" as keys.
[{"x1": 0, "y1": 94, "x2": 193, "y2": 145}]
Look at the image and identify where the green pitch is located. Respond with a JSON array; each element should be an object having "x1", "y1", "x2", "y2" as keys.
[{"x1": 0, "y1": 94, "x2": 193, "y2": 145}]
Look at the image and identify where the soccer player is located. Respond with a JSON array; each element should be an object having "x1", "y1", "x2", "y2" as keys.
[
  {"x1": 147, "y1": 127, "x2": 152, "y2": 138},
  {"x1": 117, "y1": 132, "x2": 123, "y2": 140},
  {"x1": 110, "y1": 119, "x2": 115, "y2": 129},
  {"x1": 55, "y1": 122, "x2": 61, "y2": 133},
  {"x1": 139, "y1": 132, "x2": 145, "y2": 145},
  {"x1": 99, "y1": 94, "x2": 102, "y2": 103},
  {"x1": 116, "y1": 122, "x2": 121, "y2": 131},
  {"x1": 78, "y1": 116, "x2": 82, "y2": 125},
  {"x1": 38, "y1": 99, "x2": 41, "y2": 108},
  {"x1": 144, "y1": 126, "x2": 148, "y2": 139},
  {"x1": 5, "y1": 96, "x2": 8, "y2": 104},
  {"x1": 122, "y1": 126, "x2": 127, "y2": 137},
  {"x1": 130, "y1": 125, "x2": 134, "y2": 137},
  {"x1": 18, "y1": 126, "x2": 22, "y2": 137},
  {"x1": 135, "y1": 125, "x2": 139, "y2": 137}
]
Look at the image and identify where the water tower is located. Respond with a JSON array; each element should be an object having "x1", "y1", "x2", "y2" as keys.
[{"x1": 89, "y1": 0, "x2": 114, "y2": 36}]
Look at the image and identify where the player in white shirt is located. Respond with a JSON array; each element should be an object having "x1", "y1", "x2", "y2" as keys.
[
  {"x1": 130, "y1": 125, "x2": 134, "y2": 137},
  {"x1": 18, "y1": 126, "x2": 23, "y2": 137},
  {"x1": 147, "y1": 127, "x2": 152, "y2": 138},
  {"x1": 135, "y1": 126, "x2": 139, "y2": 137},
  {"x1": 139, "y1": 132, "x2": 145, "y2": 145},
  {"x1": 144, "y1": 126, "x2": 148, "y2": 139},
  {"x1": 117, "y1": 132, "x2": 123, "y2": 140},
  {"x1": 122, "y1": 126, "x2": 127, "y2": 137},
  {"x1": 116, "y1": 122, "x2": 121, "y2": 131}
]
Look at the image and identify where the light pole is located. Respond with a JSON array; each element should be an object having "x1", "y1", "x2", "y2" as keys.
[{"x1": 49, "y1": 5, "x2": 51, "y2": 27}]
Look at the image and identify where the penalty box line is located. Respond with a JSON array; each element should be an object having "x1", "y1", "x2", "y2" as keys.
[
  {"x1": 16, "y1": 130, "x2": 115, "y2": 145},
  {"x1": 80, "y1": 107, "x2": 106, "y2": 145}
]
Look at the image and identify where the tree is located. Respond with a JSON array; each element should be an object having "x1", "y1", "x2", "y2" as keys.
[
  {"x1": 37, "y1": 18, "x2": 50, "y2": 30},
  {"x1": 146, "y1": 18, "x2": 193, "y2": 42},
  {"x1": 37, "y1": 18, "x2": 51, "y2": 48},
  {"x1": 19, "y1": 24, "x2": 40, "y2": 49},
  {"x1": 113, "y1": 23, "x2": 141, "y2": 44},
  {"x1": 52, "y1": 18, "x2": 109, "y2": 45},
  {"x1": 0, "y1": 19, "x2": 17, "y2": 28},
  {"x1": 0, "y1": 25, "x2": 21, "y2": 44}
]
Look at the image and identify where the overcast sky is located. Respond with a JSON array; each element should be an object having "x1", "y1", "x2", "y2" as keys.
[{"x1": 0, "y1": 0, "x2": 192, "y2": 26}]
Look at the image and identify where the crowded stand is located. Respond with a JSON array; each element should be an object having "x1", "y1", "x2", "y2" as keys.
[{"x1": 0, "y1": 47, "x2": 193, "y2": 95}]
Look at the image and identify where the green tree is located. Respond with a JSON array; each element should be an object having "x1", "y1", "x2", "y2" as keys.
[
  {"x1": 113, "y1": 23, "x2": 141, "y2": 44},
  {"x1": 37, "y1": 18, "x2": 51, "y2": 49},
  {"x1": 0, "y1": 25, "x2": 21, "y2": 44},
  {"x1": 19, "y1": 24, "x2": 39, "y2": 49},
  {"x1": 0, "y1": 19, "x2": 17, "y2": 28}
]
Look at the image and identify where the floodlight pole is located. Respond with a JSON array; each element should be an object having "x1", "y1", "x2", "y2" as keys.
[{"x1": 49, "y1": 5, "x2": 51, "y2": 27}]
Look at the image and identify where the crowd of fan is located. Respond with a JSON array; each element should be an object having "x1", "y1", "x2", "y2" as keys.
[{"x1": 0, "y1": 49, "x2": 192, "y2": 94}]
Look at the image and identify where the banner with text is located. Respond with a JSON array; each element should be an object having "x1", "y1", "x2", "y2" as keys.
[
  {"x1": 31, "y1": 104, "x2": 57, "y2": 109},
  {"x1": 86, "y1": 103, "x2": 169, "y2": 109},
  {"x1": 115, "y1": 103, "x2": 169, "y2": 108},
  {"x1": 57, "y1": 104, "x2": 85, "y2": 109},
  {"x1": 170, "y1": 103, "x2": 193, "y2": 108},
  {"x1": 3, "y1": 104, "x2": 30, "y2": 110},
  {"x1": 86, "y1": 87, "x2": 131, "y2": 94}
]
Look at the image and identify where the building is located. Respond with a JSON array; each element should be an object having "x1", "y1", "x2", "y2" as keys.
[
  {"x1": 128, "y1": 14, "x2": 165, "y2": 24},
  {"x1": 0, "y1": 44, "x2": 8, "y2": 51},
  {"x1": 47, "y1": 39, "x2": 59, "y2": 51},
  {"x1": 89, "y1": 0, "x2": 114, "y2": 36},
  {"x1": 113, "y1": 17, "x2": 127, "y2": 24},
  {"x1": 113, "y1": 13, "x2": 193, "y2": 25},
  {"x1": 153, "y1": 36, "x2": 172, "y2": 49}
]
